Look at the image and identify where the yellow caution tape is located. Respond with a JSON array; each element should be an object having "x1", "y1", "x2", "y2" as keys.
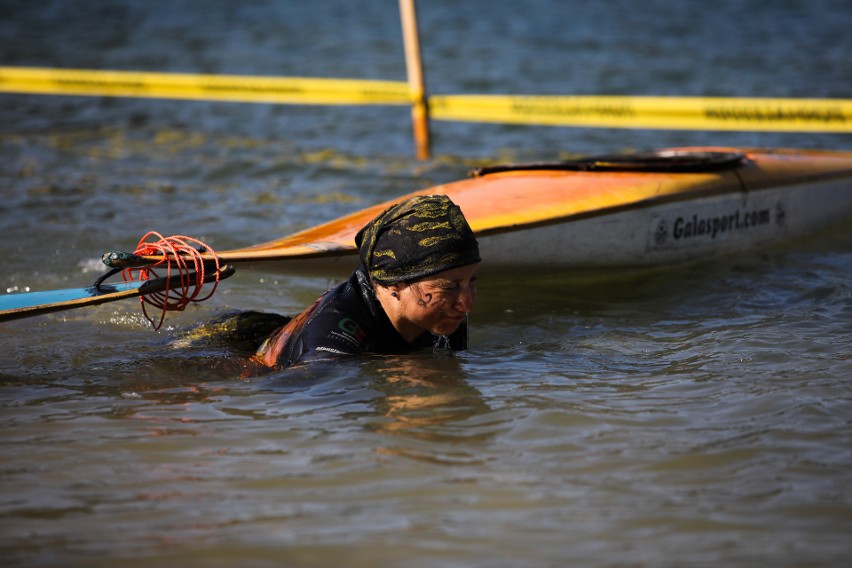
[
  {"x1": 0, "y1": 66, "x2": 411, "y2": 106},
  {"x1": 2, "y1": 67, "x2": 850, "y2": 132},
  {"x1": 429, "y1": 94, "x2": 852, "y2": 132}
]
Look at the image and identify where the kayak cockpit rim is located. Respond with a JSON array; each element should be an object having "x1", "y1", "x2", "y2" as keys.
[{"x1": 470, "y1": 149, "x2": 749, "y2": 177}]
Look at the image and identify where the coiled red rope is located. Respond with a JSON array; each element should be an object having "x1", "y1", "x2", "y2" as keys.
[{"x1": 121, "y1": 232, "x2": 223, "y2": 330}]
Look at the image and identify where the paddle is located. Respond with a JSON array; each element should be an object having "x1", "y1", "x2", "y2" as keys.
[{"x1": 0, "y1": 265, "x2": 235, "y2": 323}]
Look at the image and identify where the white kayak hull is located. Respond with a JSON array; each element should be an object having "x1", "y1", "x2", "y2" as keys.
[{"x1": 478, "y1": 176, "x2": 851, "y2": 268}]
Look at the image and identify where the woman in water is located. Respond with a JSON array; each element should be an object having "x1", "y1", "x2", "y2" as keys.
[{"x1": 252, "y1": 194, "x2": 481, "y2": 369}]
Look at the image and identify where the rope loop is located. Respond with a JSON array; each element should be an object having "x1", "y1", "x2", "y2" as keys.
[{"x1": 121, "y1": 232, "x2": 222, "y2": 330}]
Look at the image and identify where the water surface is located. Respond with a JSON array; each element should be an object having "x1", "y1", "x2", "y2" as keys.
[{"x1": 1, "y1": 1, "x2": 851, "y2": 566}]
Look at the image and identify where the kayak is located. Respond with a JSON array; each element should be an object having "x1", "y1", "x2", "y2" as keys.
[
  {"x1": 155, "y1": 146, "x2": 852, "y2": 272},
  {"x1": 3, "y1": 146, "x2": 851, "y2": 323}
]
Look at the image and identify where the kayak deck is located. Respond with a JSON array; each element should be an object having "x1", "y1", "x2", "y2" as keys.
[{"x1": 203, "y1": 146, "x2": 852, "y2": 268}]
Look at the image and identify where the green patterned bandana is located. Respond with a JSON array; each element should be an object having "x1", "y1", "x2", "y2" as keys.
[{"x1": 355, "y1": 195, "x2": 480, "y2": 285}]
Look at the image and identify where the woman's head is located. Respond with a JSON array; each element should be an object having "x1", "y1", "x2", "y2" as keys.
[
  {"x1": 355, "y1": 195, "x2": 480, "y2": 286},
  {"x1": 356, "y1": 195, "x2": 481, "y2": 340}
]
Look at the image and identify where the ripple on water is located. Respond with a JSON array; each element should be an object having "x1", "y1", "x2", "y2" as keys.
[{"x1": 2, "y1": 0, "x2": 852, "y2": 565}]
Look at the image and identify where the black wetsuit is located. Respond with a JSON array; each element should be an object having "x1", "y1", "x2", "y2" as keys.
[{"x1": 254, "y1": 265, "x2": 468, "y2": 368}]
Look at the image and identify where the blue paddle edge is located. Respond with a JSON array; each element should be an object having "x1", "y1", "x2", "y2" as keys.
[{"x1": 0, "y1": 266, "x2": 235, "y2": 323}]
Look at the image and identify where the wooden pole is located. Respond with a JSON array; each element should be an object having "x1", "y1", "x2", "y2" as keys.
[{"x1": 399, "y1": 0, "x2": 431, "y2": 160}]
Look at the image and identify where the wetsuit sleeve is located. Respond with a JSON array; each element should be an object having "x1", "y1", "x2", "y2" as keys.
[
  {"x1": 296, "y1": 310, "x2": 371, "y2": 359},
  {"x1": 253, "y1": 306, "x2": 371, "y2": 367}
]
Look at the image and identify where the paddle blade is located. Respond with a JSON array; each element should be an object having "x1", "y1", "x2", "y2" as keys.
[{"x1": 0, "y1": 265, "x2": 235, "y2": 323}]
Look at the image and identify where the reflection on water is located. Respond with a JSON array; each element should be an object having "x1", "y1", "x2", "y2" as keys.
[
  {"x1": 3, "y1": 247, "x2": 852, "y2": 566},
  {"x1": 365, "y1": 356, "x2": 492, "y2": 458}
]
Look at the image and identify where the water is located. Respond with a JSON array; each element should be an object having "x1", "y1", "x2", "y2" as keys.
[{"x1": 1, "y1": 0, "x2": 851, "y2": 566}]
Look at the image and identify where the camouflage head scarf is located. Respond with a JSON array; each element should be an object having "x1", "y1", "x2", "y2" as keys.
[{"x1": 355, "y1": 195, "x2": 480, "y2": 285}]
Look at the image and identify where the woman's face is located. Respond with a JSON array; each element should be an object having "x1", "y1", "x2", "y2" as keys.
[{"x1": 395, "y1": 262, "x2": 480, "y2": 338}]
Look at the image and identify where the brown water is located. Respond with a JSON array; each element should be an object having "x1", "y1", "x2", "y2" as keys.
[{"x1": 2, "y1": 1, "x2": 852, "y2": 566}]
